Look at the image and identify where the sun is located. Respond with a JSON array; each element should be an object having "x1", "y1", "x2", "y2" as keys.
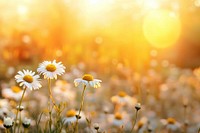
[{"x1": 143, "y1": 10, "x2": 181, "y2": 48}]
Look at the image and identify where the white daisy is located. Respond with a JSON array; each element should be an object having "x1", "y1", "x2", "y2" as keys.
[
  {"x1": 63, "y1": 109, "x2": 85, "y2": 124},
  {"x1": 15, "y1": 70, "x2": 42, "y2": 90},
  {"x1": 37, "y1": 60, "x2": 66, "y2": 79},
  {"x1": 2, "y1": 86, "x2": 24, "y2": 101},
  {"x1": 111, "y1": 91, "x2": 137, "y2": 106},
  {"x1": 112, "y1": 112, "x2": 124, "y2": 127},
  {"x1": 74, "y1": 74, "x2": 102, "y2": 88},
  {"x1": 161, "y1": 117, "x2": 181, "y2": 131}
]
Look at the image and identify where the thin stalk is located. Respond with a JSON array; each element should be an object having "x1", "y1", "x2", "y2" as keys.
[
  {"x1": 24, "y1": 128, "x2": 28, "y2": 133},
  {"x1": 183, "y1": 106, "x2": 187, "y2": 133},
  {"x1": 17, "y1": 111, "x2": 22, "y2": 133},
  {"x1": 14, "y1": 88, "x2": 26, "y2": 133},
  {"x1": 48, "y1": 79, "x2": 52, "y2": 133},
  {"x1": 130, "y1": 110, "x2": 139, "y2": 133},
  {"x1": 48, "y1": 79, "x2": 58, "y2": 110},
  {"x1": 73, "y1": 85, "x2": 87, "y2": 133},
  {"x1": 6, "y1": 129, "x2": 10, "y2": 133}
]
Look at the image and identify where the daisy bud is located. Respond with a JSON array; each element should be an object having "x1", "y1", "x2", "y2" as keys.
[
  {"x1": 22, "y1": 117, "x2": 31, "y2": 128},
  {"x1": 103, "y1": 107, "x2": 109, "y2": 114},
  {"x1": 16, "y1": 105, "x2": 24, "y2": 111},
  {"x1": 135, "y1": 103, "x2": 141, "y2": 111},
  {"x1": 148, "y1": 126, "x2": 153, "y2": 132},
  {"x1": 76, "y1": 115, "x2": 81, "y2": 119},
  {"x1": 3, "y1": 117, "x2": 13, "y2": 129},
  {"x1": 184, "y1": 120, "x2": 189, "y2": 126},
  {"x1": 94, "y1": 123, "x2": 99, "y2": 130}
]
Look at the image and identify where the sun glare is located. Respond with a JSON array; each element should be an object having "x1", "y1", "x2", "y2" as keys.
[{"x1": 143, "y1": 10, "x2": 181, "y2": 48}]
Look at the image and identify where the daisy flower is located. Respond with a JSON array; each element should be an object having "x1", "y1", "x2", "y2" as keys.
[
  {"x1": 63, "y1": 109, "x2": 86, "y2": 124},
  {"x1": 63, "y1": 109, "x2": 77, "y2": 124},
  {"x1": 161, "y1": 117, "x2": 181, "y2": 131},
  {"x1": 112, "y1": 112, "x2": 124, "y2": 127},
  {"x1": 37, "y1": 60, "x2": 66, "y2": 79},
  {"x1": 15, "y1": 70, "x2": 42, "y2": 90},
  {"x1": 2, "y1": 86, "x2": 24, "y2": 101},
  {"x1": 74, "y1": 74, "x2": 102, "y2": 88}
]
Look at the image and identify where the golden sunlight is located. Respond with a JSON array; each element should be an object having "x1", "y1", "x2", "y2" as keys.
[{"x1": 143, "y1": 10, "x2": 181, "y2": 48}]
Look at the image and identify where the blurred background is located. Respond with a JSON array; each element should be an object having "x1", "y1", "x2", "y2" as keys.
[
  {"x1": 0, "y1": 0, "x2": 200, "y2": 74},
  {"x1": 0, "y1": 1, "x2": 200, "y2": 132}
]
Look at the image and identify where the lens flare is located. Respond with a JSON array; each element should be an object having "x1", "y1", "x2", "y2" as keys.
[{"x1": 143, "y1": 10, "x2": 181, "y2": 48}]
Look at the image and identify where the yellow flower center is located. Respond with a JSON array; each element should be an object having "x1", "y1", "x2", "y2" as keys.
[
  {"x1": 138, "y1": 121, "x2": 144, "y2": 129},
  {"x1": 66, "y1": 109, "x2": 76, "y2": 117},
  {"x1": 90, "y1": 111, "x2": 97, "y2": 117},
  {"x1": 115, "y1": 112, "x2": 123, "y2": 120},
  {"x1": 167, "y1": 118, "x2": 176, "y2": 124},
  {"x1": 60, "y1": 87, "x2": 66, "y2": 92},
  {"x1": 0, "y1": 120, "x2": 3, "y2": 125},
  {"x1": 23, "y1": 75, "x2": 33, "y2": 83},
  {"x1": 11, "y1": 86, "x2": 22, "y2": 93},
  {"x1": 46, "y1": 64, "x2": 56, "y2": 72},
  {"x1": 82, "y1": 74, "x2": 94, "y2": 81},
  {"x1": 118, "y1": 91, "x2": 127, "y2": 97}
]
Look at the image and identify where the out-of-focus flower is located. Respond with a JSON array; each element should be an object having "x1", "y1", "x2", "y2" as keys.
[
  {"x1": 63, "y1": 109, "x2": 77, "y2": 124},
  {"x1": 135, "y1": 117, "x2": 148, "y2": 132},
  {"x1": 111, "y1": 91, "x2": 137, "y2": 106},
  {"x1": 63, "y1": 109, "x2": 85, "y2": 124},
  {"x1": 53, "y1": 80, "x2": 76, "y2": 103},
  {"x1": 37, "y1": 60, "x2": 66, "y2": 79},
  {"x1": 112, "y1": 112, "x2": 124, "y2": 127},
  {"x1": 15, "y1": 70, "x2": 41, "y2": 90},
  {"x1": 111, "y1": 91, "x2": 128, "y2": 103},
  {"x1": 74, "y1": 74, "x2": 102, "y2": 88},
  {"x1": 161, "y1": 117, "x2": 181, "y2": 131},
  {"x1": 22, "y1": 117, "x2": 31, "y2": 128},
  {"x1": 3, "y1": 117, "x2": 13, "y2": 129},
  {"x1": 2, "y1": 86, "x2": 24, "y2": 101}
]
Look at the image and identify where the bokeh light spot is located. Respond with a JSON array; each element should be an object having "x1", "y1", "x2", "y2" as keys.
[{"x1": 143, "y1": 10, "x2": 181, "y2": 48}]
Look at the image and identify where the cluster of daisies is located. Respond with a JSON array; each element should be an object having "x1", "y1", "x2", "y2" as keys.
[{"x1": 2, "y1": 60, "x2": 103, "y2": 133}]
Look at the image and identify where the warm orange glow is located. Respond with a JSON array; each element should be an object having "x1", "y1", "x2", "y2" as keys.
[{"x1": 143, "y1": 10, "x2": 181, "y2": 48}]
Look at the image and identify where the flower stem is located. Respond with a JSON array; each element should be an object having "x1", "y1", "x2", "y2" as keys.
[
  {"x1": 130, "y1": 110, "x2": 139, "y2": 133},
  {"x1": 73, "y1": 85, "x2": 87, "y2": 133},
  {"x1": 48, "y1": 79, "x2": 58, "y2": 110},
  {"x1": 48, "y1": 79, "x2": 52, "y2": 133},
  {"x1": 6, "y1": 129, "x2": 10, "y2": 133},
  {"x1": 14, "y1": 88, "x2": 26, "y2": 133},
  {"x1": 17, "y1": 112, "x2": 22, "y2": 133}
]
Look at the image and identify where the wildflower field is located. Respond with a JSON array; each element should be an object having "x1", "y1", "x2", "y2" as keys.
[{"x1": 0, "y1": 0, "x2": 200, "y2": 133}]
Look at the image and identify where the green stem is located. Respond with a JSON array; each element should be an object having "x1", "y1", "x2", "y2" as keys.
[
  {"x1": 14, "y1": 88, "x2": 26, "y2": 133},
  {"x1": 73, "y1": 85, "x2": 87, "y2": 133},
  {"x1": 130, "y1": 110, "x2": 138, "y2": 133},
  {"x1": 48, "y1": 79, "x2": 58, "y2": 110}
]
